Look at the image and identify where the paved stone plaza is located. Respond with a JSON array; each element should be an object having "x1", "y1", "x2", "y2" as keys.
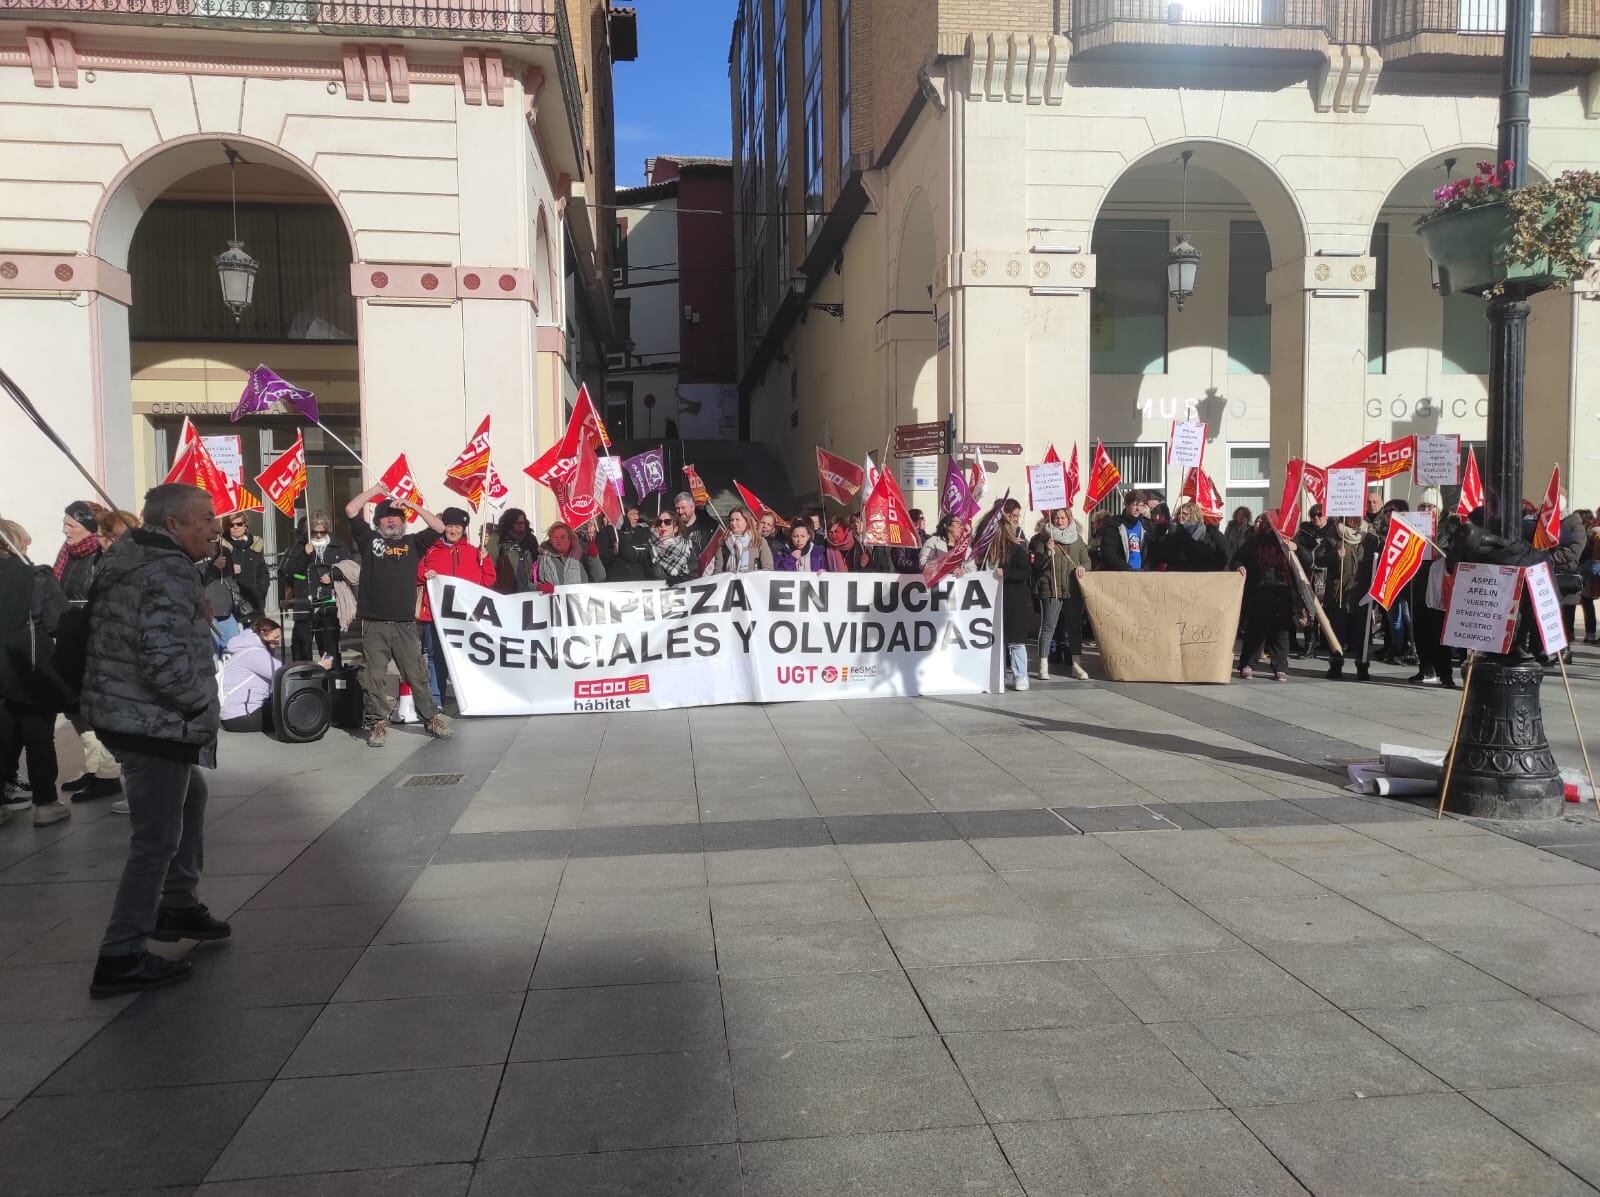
[{"x1": 1, "y1": 654, "x2": 1599, "y2": 1196}]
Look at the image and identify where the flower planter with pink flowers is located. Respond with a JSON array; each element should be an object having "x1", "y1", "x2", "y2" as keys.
[{"x1": 1417, "y1": 161, "x2": 1600, "y2": 298}]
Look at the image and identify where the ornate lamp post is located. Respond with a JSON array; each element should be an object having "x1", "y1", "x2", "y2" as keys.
[
  {"x1": 1444, "y1": 0, "x2": 1565, "y2": 819},
  {"x1": 215, "y1": 146, "x2": 258, "y2": 324},
  {"x1": 1166, "y1": 151, "x2": 1200, "y2": 311}
]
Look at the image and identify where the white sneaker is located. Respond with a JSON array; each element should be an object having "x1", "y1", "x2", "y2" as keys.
[
  {"x1": 1071, "y1": 663, "x2": 1090, "y2": 680},
  {"x1": 110, "y1": 798, "x2": 130, "y2": 815},
  {"x1": 33, "y1": 801, "x2": 71, "y2": 828},
  {"x1": 1014, "y1": 676, "x2": 1030, "y2": 691}
]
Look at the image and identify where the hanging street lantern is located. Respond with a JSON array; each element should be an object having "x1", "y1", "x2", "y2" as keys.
[
  {"x1": 215, "y1": 146, "x2": 258, "y2": 323},
  {"x1": 1167, "y1": 149, "x2": 1200, "y2": 311}
]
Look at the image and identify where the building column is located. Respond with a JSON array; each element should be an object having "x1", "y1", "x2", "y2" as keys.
[{"x1": 1266, "y1": 255, "x2": 1375, "y2": 478}]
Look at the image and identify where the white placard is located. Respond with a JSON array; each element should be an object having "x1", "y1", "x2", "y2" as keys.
[
  {"x1": 897, "y1": 455, "x2": 940, "y2": 493},
  {"x1": 202, "y1": 435, "x2": 243, "y2": 484},
  {"x1": 1026, "y1": 461, "x2": 1068, "y2": 510},
  {"x1": 1168, "y1": 420, "x2": 1206, "y2": 469},
  {"x1": 1395, "y1": 509, "x2": 1438, "y2": 562},
  {"x1": 428, "y1": 572, "x2": 1003, "y2": 716},
  {"x1": 1443, "y1": 563, "x2": 1523, "y2": 654},
  {"x1": 1414, "y1": 434, "x2": 1460, "y2": 486},
  {"x1": 597, "y1": 455, "x2": 625, "y2": 497},
  {"x1": 1523, "y1": 560, "x2": 1568, "y2": 654},
  {"x1": 1324, "y1": 468, "x2": 1367, "y2": 518}
]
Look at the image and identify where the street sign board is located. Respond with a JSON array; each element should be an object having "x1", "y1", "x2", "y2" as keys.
[
  {"x1": 894, "y1": 421, "x2": 948, "y2": 457},
  {"x1": 958, "y1": 442, "x2": 1024, "y2": 456}
]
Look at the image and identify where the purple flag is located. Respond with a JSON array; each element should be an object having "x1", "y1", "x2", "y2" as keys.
[
  {"x1": 968, "y1": 491, "x2": 1011, "y2": 568},
  {"x1": 622, "y1": 447, "x2": 666, "y2": 499},
  {"x1": 233, "y1": 364, "x2": 319, "y2": 424},
  {"x1": 940, "y1": 457, "x2": 974, "y2": 522}
]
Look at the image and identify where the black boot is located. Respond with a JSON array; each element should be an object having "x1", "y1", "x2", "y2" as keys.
[
  {"x1": 1356, "y1": 662, "x2": 1370, "y2": 681},
  {"x1": 150, "y1": 904, "x2": 232, "y2": 943},
  {"x1": 90, "y1": 951, "x2": 191, "y2": 999}
]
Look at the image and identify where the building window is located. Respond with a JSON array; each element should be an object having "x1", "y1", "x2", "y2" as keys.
[
  {"x1": 776, "y1": 163, "x2": 790, "y2": 279},
  {"x1": 1226, "y1": 442, "x2": 1271, "y2": 519},
  {"x1": 1090, "y1": 219, "x2": 1167, "y2": 375},
  {"x1": 1442, "y1": 292, "x2": 1489, "y2": 375},
  {"x1": 1367, "y1": 222, "x2": 1389, "y2": 374},
  {"x1": 774, "y1": 0, "x2": 788, "y2": 167},
  {"x1": 612, "y1": 217, "x2": 629, "y2": 286},
  {"x1": 1458, "y1": 0, "x2": 1556, "y2": 32},
  {"x1": 802, "y1": 0, "x2": 823, "y2": 232},
  {"x1": 838, "y1": 0, "x2": 851, "y2": 170},
  {"x1": 1091, "y1": 443, "x2": 1165, "y2": 511},
  {"x1": 1226, "y1": 220, "x2": 1271, "y2": 375}
]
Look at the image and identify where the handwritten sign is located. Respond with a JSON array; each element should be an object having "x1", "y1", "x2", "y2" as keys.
[
  {"x1": 1443, "y1": 563, "x2": 1522, "y2": 654},
  {"x1": 1524, "y1": 560, "x2": 1568, "y2": 654},
  {"x1": 1395, "y1": 509, "x2": 1438, "y2": 562},
  {"x1": 1325, "y1": 468, "x2": 1367, "y2": 518},
  {"x1": 1168, "y1": 420, "x2": 1206, "y2": 469},
  {"x1": 1080, "y1": 572, "x2": 1244, "y2": 683},
  {"x1": 1026, "y1": 460, "x2": 1067, "y2": 511},
  {"x1": 1414, "y1": 434, "x2": 1460, "y2": 486},
  {"x1": 202, "y1": 435, "x2": 243, "y2": 484},
  {"x1": 597, "y1": 455, "x2": 625, "y2": 498}
]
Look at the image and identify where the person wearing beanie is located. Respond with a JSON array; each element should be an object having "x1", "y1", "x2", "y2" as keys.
[
  {"x1": 417, "y1": 507, "x2": 497, "y2": 710},
  {"x1": 344, "y1": 485, "x2": 453, "y2": 747},
  {"x1": 55, "y1": 501, "x2": 103, "y2": 607}
]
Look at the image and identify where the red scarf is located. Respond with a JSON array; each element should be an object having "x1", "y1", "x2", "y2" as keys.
[{"x1": 53, "y1": 535, "x2": 98, "y2": 581}]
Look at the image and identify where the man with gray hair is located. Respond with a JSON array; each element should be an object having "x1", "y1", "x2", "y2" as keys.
[{"x1": 84, "y1": 483, "x2": 226, "y2": 998}]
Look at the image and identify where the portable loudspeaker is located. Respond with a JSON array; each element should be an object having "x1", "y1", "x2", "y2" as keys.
[{"x1": 272, "y1": 663, "x2": 332, "y2": 743}]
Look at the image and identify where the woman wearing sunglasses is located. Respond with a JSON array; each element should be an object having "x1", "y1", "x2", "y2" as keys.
[{"x1": 649, "y1": 513, "x2": 695, "y2": 585}]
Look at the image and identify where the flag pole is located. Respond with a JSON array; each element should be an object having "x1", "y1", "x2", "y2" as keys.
[
  {"x1": 1556, "y1": 653, "x2": 1599, "y2": 813},
  {"x1": 0, "y1": 364, "x2": 122, "y2": 514},
  {"x1": 1436, "y1": 651, "x2": 1477, "y2": 818}
]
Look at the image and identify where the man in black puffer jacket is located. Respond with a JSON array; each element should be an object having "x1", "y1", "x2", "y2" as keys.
[
  {"x1": 83, "y1": 484, "x2": 227, "y2": 999},
  {"x1": 605, "y1": 506, "x2": 655, "y2": 582}
]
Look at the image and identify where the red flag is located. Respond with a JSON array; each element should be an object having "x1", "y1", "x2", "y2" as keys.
[
  {"x1": 1273, "y1": 460, "x2": 1309, "y2": 537},
  {"x1": 526, "y1": 383, "x2": 608, "y2": 492},
  {"x1": 816, "y1": 447, "x2": 865, "y2": 504},
  {"x1": 1181, "y1": 468, "x2": 1225, "y2": 523},
  {"x1": 443, "y1": 416, "x2": 493, "y2": 508},
  {"x1": 254, "y1": 433, "x2": 307, "y2": 519},
  {"x1": 554, "y1": 431, "x2": 620, "y2": 528},
  {"x1": 1532, "y1": 465, "x2": 1562, "y2": 551},
  {"x1": 1457, "y1": 447, "x2": 1484, "y2": 518},
  {"x1": 862, "y1": 470, "x2": 920, "y2": 549},
  {"x1": 379, "y1": 453, "x2": 426, "y2": 523},
  {"x1": 1370, "y1": 436, "x2": 1416, "y2": 482},
  {"x1": 572, "y1": 383, "x2": 612, "y2": 451},
  {"x1": 1082, "y1": 441, "x2": 1121, "y2": 511},
  {"x1": 921, "y1": 522, "x2": 972, "y2": 587},
  {"x1": 483, "y1": 460, "x2": 511, "y2": 514},
  {"x1": 166, "y1": 422, "x2": 260, "y2": 516},
  {"x1": 1043, "y1": 443, "x2": 1061, "y2": 464},
  {"x1": 697, "y1": 527, "x2": 726, "y2": 576},
  {"x1": 734, "y1": 479, "x2": 782, "y2": 526},
  {"x1": 683, "y1": 463, "x2": 712, "y2": 507},
  {"x1": 1063, "y1": 445, "x2": 1080, "y2": 510},
  {"x1": 1301, "y1": 463, "x2": 1327, "y2": 508},
  {"x1": 1329, "y1": 440, "x2": 1382, "y2": 472},
  {"x1": 1367, "y1": 516, "x2": 1426, "y2": 609}
]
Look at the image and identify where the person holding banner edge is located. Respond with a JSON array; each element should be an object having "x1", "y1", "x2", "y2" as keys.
[{"x1": 1029, "y1": 509, "x2": 1089, "y2": 681}]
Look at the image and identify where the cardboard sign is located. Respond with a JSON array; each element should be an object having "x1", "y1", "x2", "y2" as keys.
[
  {"x1": 1414, "y1": 434, "x2": 1460, "y2": 486},
  {"x1": 1325, "y1": 468, "x2": 1367, "y2": 518},
  {"x1": 1080, "y1": 572, "x2": 1244, "y2": 684},
  {"x1": 1443, "y1": 563, "x2": 1523, "y2": 654},
  {"x1": 1026, "y1": 460, "x2": 1068, "y2": 510},
  {"x1": 1524, "y1": 560, "x2": 1568, "y2": 654},
  {"x1": 202, "y1": 435, "x2": 243, "y2": 484},
  {"x1": 1168, "y1": 420, "x2": 1206, "y2": 469},
  {"x1": 1395, "y1": 509, "x2": 1438, "y2": 562}
]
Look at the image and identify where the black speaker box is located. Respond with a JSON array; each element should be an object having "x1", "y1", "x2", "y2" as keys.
[
  {"x1": 327, "y1": 663, "x2": 365, "y2": 731},
  {"x1": 272, "y1": 663, "x2": 332, "y2": 743}
]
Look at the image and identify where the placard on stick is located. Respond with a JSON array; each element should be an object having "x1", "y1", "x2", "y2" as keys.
[
  {"x1": 1395, "y1": 509, "x2": 1438, "y2": 562},
  {"x1": 1415, "y1": 434, "x2": 1461, "y2": 486},
  {"x1": 1026, "y1": 460, "x2": 1067, "y2": 510},
  {"x1": 1443, "y1": 563, "x2": 1523, "y2": 654},
  {"x1": 1168, "y1": 420, "x2": 1206, "y2": 469},
  {"x1": 1324, "y1": 468, "x2": 1367, "y2": 518},
  {"x1": 1524, "y1": 560, "x2": 1569, "y2": 654}
]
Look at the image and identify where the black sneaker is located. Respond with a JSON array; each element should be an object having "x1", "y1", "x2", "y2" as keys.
[
  {"x1": 72, "y1": 777, "x2": 123, "y2": 801},
  {"x1": 90, "y1": 951, "x2": 192, "y2": 999},
  {"x1": 61, "y1": 774, "x2": 93, "y2": 794},
  {"x1": 150, "y1": 904, "x2": 232, "y2": 943}
]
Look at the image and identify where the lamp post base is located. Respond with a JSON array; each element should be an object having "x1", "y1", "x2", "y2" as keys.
[{"x1": 1447, "y1": 658, "x2": 1565, "y2": 819}]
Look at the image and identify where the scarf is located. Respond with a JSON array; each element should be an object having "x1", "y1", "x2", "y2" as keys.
[
  {"x1": 1047, "y1": 524, "x2": 1079, "y2": 546},
  {"x1": 728, "y1": 532, "x2": 753, "y2": 572},
  {"x1": 652, "y1": 534, "x2": 692, "y2": 579},
  {"x1": 793, "y1": 543, "x2": 816, "y2": 571},
  {"x1": 1333, "y1": 523, "x2": 1365, "y2": 600},
  {"x1": 53, "y1": 535, "x2": 97, "y2": 581},
  {"x1": 1185, "y1": 520, "x2": 1208, "y2": 543},
  {"x1": 1251, "y1": 532, "x2": 1289, "y2": 587}
]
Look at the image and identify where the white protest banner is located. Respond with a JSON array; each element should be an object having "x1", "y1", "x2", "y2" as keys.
[
  {"x1": 1026, "y1": 460, "x2": 1067, "y2": 511},
  {"x1": 427, "y1": 572, "x2": 1003, "y2": 716},
  {"x1": 1168, "y1": 420, "x2": 1206, "y2": 469},
  {"x1": 202, "y1": 435, "x2": 243, "y2": 484},
  {"x1": 1524, "y1": 560, "x2": 1568, "y2": 654},
  {"x1": 1415, "y1": 434, "x2": 1460, "y2": 486},
  {"x1": 1325, "y1": 468, "x2": 1367, "y2": 518},
  {"x1": 1395, "y1": 509, "x2": 1438, "y2": 562},
  {"x1": 1443, "y1": 563, "x2": 1522, "y2": 654},
  {"x1": 596, "y1": 455, "x2": 625, "y2": 498}
]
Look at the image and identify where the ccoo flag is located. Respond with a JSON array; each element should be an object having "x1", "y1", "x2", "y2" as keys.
[
  {"x1": 816, "y1": 447, "x2": 865, "y2": 504},
  {"x1": 379, "y1": 453, "x2": 426, "y2": 523},
  {"x1": 1456, "y1": 447, "x2": 1484, "y2": 518},
  {"x1": 443, "y1": 416, "x2": 493, "y2": 509},
  {"x1": 1532, "y1": 465, "x2": 1562, "y2": 551},
  {"x1": 1082, "y1": 442, "x2": 1120, "y2": 511},
  {"x1": 862, "y1": 469, "x2": 920, "y2": 549},
  {"x1": 255, "y1": 432, "x2": 308, "y2": 519},
  {"x1": 1367, "y1": 516, "x2": 1426, "y2": 609}
]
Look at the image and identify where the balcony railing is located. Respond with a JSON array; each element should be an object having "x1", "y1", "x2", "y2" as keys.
[
  {"x1": 1379, "y1": 0, "x2": 1599, "y2": 38},
  {"x1": 1069, "y1": 0, "x2": 1329, "y2": 34},
  {"x1": 0, "y1": 0, "x2": 560, "y2": 33}
]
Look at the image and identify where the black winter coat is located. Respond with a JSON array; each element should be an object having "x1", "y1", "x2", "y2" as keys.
[
  {"x1": 57, "y1": 545, "x2": 101, "y2": 606},
  {"x1": 1097, "y1": 515, "x2": 1151, "y2": 571},
  {"x1": 218, "y1": 536, "x2": 271, "y2": 613},
  {"x1": 279, "y1": 539, "x2": 352, "y2": 613},
  {"x1": 998, "y1": 540, "x2": 1039, "y2": 644},
  {"x1": 0, "y1": 558, "x2": 69, "y2": 708},
  {"x1": 80, "y1": 529, "x2": 218, "y2": 765},
  {"x1": 607, "y1": 521, "x2": 655, "y2": 582},
  {"x1": 1158, "y1": 525, "x2": 1232, "y2": 571}
]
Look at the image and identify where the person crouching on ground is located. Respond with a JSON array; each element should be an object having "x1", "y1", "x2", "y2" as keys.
[
  {"x1": 537, "y1": 522, "x2": 605, "y2": 592},
  {"x1": 84, "y1": 484, "x2": 228, "y2": 998},
  {"x1": 221, "y1": 617, "x2": 330, "y2": 734},
  {"x1": 344, "y1": 486, "x2": 453, "y2": 748},
  {"x1": 1029, "y1": 509, "x2": 1089, "y2": 681},
  {"x1": 418, "y1": 507, "x2": 496, "y2": 710}
]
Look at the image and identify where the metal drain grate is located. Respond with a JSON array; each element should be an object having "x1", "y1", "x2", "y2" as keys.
[{"x1": 400, "y1": 772, "x2": 465, "y2": 788}]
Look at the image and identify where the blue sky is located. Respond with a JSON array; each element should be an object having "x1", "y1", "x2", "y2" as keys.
[{"x1": 612, "y1": 0, "x2": 740, "y2": 187}]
